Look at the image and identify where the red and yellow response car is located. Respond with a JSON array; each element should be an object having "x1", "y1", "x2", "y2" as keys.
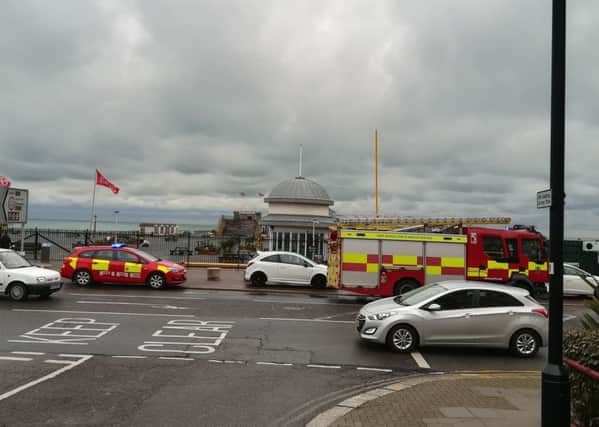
[{"x1": 60, "y1": 244, "x2": 186, "y2": 289}]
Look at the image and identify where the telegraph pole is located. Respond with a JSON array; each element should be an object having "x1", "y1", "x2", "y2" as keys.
[{"x1": 541, "y1": 1, "x2": 570, "y2": 426}]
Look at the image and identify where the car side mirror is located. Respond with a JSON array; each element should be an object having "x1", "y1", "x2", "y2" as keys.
[
  {"x1": 304, "y1": 262, "x2": 310, "y2": 268},
  {"x1": 426, "y1": 303, "x2": 441, "y2": 311}
]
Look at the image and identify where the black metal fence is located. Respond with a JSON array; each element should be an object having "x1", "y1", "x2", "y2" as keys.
[{"x1": 4, "y1": 228, "x2": 262, "y2": 264}]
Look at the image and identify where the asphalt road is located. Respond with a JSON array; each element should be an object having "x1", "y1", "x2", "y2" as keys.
[{"x1": 0, "y1": 284, "x2": 591, "y2": 426}]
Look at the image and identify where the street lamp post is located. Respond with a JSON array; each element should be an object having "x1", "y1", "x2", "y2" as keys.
[
  {"x1": 114, "y1": 210, "x2": 120, "y2": 243},
  {"x1": 542, "y1": 1, "x2": 570, "y2": 426}
]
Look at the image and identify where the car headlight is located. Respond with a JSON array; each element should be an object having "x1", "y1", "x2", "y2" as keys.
[
  {"x1": 368, "y1": 311, "x2": 398, "y2": 321},
  {"x1": 36, "y1": 277, "x2": 46, "y2": 282},
  {"x1": 168, "y1": 267, "x2": 182, "y2": 273}
]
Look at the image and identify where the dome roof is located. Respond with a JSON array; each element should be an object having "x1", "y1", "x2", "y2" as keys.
[{"x1": 265, "y1": 176, "x2": 333, "y2": 206}]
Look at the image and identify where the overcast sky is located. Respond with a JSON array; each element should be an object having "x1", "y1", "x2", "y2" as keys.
[{"x1": 1, "y1": 1, "x2": 598, "y2": 236}]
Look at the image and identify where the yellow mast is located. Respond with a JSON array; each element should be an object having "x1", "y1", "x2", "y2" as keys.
[{"x1": 375, "y1": 129, "x2": 379, "y2": 217}]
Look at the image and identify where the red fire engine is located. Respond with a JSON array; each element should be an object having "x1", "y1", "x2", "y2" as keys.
[{"x1": 327, "y1": 217, "x2": 548, "y2": 297}]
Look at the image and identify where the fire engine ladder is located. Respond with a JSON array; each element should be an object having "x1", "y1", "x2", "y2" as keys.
[{"x1": 335, "y1": 216, "x2": 511, "y2": 230}]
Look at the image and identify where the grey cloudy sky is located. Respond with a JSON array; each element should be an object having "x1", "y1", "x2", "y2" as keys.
[{"x1": 1, "y1": 0, "x2": 598, "y2": 236}]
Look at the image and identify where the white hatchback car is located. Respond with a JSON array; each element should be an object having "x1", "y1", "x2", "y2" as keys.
[
  {"x1": 563, "y1": 263, "x2": 599, "y2": 297},
  {"x1": 244, "y1": 251, "x2": 328, "y2": 288},
  {"x1": 0, "y1": 249, "x2": 63, "y2": 301}
]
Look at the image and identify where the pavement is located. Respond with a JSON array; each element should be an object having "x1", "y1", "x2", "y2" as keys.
[{"x1": 307, "y1": 372, "x2": 541, "y2": 427}]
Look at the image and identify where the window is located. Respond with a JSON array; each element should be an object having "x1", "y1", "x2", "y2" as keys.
[
  {"x1": 522, "y1": 238, "x2": 545, "y2": 262},
  {"x1": 93, "y1": 250, "x2": 114, "y2": 260},
  {"x1": 78, "y1": 251, "x2": 94, "y2": 259},
  {"x1": 116, "y1": 251, "x2": 139, "y2": 263},
  {"x1": 506, "y1": 239, "x2": 518, "y2": 260},
  {"x1": 262, "y1": 255, "x2": 280, "y2": 263},
  {"x1": 280, "y1": 254, "x2": 305, "y2": 265},
  {"x1": 482, "y1": 236, "x2": 504, "y2": 259},
  {"x1": 478, "y1": 290, "x2": 523, "y2": 307},
  {"x1": 431, "y1": 290, "x2": 476, "y2": 310}
]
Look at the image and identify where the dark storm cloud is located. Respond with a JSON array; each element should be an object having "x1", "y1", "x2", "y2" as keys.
[{"x1": 1, "y1": 0, "x2": 599, "y2": 236}]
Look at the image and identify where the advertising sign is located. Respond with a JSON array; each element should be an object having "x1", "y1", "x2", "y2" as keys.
[{"x1": 0, "y1": 187, "x2": 28, "y2": 224}]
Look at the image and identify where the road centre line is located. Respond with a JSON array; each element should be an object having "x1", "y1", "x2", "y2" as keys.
[
  {"x1": 260, "y1": 317, "x2": 353, "y2": 324},
  {"x1": 12, "y1": 309, "x2": 195, "y2": 318},
  {"x1": 77, "y1": 301, "x2": 189, "y2": 309},
  {"x1": 256, "y1": 361, "x2": 293, "y2": 367},
  {"x1": 357, "y1": 367, "x2": 393, "y2": 372},
  {"x1": 45, "y1": 360, "x2": 73, "y2": 365},
  {"x1": 11, "y1": 351, "x2": 45, "y2": 356},
  {"x1": 67, "y1": 293, "x2": 205, "y2": 301},
  {"x1": 112, "y1": 355, "x2": 147, "y2": 359},
  {"x1": 253, "y1": 298, "x2": 360, "y2": 306},
  {"x1": 410, "y1": 351, "x2": 431, "y2": 369},
  {"x1": 159, "y1": 357, "x2": 194, "y2": 361},
  {"x1": 0, "y1": 355, "x2": 92, "y2": 402},
  {"x1": 307, "y1": 364, "x2": 341, "y2": 370},
  {"x1": 0, "y1": 356, "x2": 33, "y2": 362}
]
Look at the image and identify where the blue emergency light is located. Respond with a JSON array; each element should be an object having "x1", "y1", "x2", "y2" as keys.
[{"x1": 111, "y1": 243, "x2": 126, "y2": 248}]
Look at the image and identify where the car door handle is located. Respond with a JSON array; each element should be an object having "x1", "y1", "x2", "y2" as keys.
[
  {"x1": 463, "y1": 313, "x2": 472, "y2": 319},
  {"x1": 507, "y1": 310, "x2": 515, "y2": 316}
]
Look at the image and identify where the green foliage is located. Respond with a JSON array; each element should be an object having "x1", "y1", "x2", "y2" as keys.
[
  {"x1": 581, "y1": 297, "x2": 599, "y2": 331},
  {"x1": 563, "y1": 329, "x2": 599, "y2": 426}
]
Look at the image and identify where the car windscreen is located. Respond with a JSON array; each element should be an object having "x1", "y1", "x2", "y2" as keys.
[
  {"x1": 394, "y1": 283, "x2": 447, "y2": 306},
  {"x1": 132, "y1": 249, "x2": 159, "y2": 262},
  {"x1": 0, "y1": 251, "x2": 32, "y2": 269}
]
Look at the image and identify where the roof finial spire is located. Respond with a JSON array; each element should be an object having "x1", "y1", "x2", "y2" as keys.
[{"x1": 299, "y1": 144, "x2": 303, "y2": 177}]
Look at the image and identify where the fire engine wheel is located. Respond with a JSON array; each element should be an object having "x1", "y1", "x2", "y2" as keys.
[
  {"x1": 147, "y1": 272, "x2": 166, "y2": 289},
  {"x1": 8, "y1": 282, "x2": 28, "y2": 302},
  {"x1": 73, "y1": 269, "x2": 93, "y2": 287},
  {"x1": 386, "y1": 324, "x2": 419, "y2": 353},
  {"x1": 510, "y1": 329, "x2": 540, "y2": 358},
  {"x1": 311, "y1": 275, "x2": 327, "y2": 289},
  {"x1": 394, "y1": 279, "x2": 418, "y2": 296},
  {"x1": 251, "y1": 272, "x2": 267, "y2": 287}
]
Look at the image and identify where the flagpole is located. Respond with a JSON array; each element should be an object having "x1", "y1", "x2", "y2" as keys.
[{"x1": 89, "y1": 170, "x2": 97, "y2": 234}]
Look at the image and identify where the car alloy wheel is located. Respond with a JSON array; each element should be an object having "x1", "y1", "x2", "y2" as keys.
[
  {"x1": 511, "y1": 330, "x2": 540, "y2": 358},
  {"x1": 73, "y1": 270, "x2": 92, "y2": 287},
  {"x1": 148, "y1": 273, "x2": 165, "y2": 289},
  {"x1": 386, "y1": 324, "x2": 418, "y2": 353}
]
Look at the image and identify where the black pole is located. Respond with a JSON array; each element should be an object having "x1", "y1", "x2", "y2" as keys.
[{"x1": 542, "y1": 1, "x2": 570, "y2": 426}]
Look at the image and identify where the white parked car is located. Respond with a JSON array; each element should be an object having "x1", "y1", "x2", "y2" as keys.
[
  {"x1": 244, "y1": 251, "x2": 328, "y2": 288},
  {"x1": 563, "y1": 263, "x2": 599, "y2": 297},
  {"x1": 0, "y1": 249, "x2": 63, "y2": 301}
]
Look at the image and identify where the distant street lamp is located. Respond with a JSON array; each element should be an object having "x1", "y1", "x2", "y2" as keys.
[{"x1": 114, "y1": 210, "x2": 120, "y2": 243}]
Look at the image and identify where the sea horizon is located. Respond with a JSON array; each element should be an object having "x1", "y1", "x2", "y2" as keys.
[{"x1": 14, "y1": 218, "x2": 215, "y2": 232}]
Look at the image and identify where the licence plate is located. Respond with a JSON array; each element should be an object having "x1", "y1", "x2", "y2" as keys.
[{"x1": 50, "y1": 283, "x2": 61, "y2": 290}]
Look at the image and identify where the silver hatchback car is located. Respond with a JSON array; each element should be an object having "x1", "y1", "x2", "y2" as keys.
[{"x1": 356, "y1": 281, "x2": 548, "y2": 358}]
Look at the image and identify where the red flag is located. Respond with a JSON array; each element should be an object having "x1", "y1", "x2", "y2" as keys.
[{"x1": 96, "y1": 169, "x2": 119, "y2": 194}]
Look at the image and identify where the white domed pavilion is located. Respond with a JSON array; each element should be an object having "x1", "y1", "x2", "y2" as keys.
[{"x1": 261, "y1": 176, "x2": 335, "y2": 260}]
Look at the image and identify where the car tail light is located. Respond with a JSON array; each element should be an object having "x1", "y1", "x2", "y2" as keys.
[{"x1": 532, "y1": 308, "x2": 548, "y2": 318}]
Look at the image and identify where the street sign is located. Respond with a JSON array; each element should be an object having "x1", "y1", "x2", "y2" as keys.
[
  {"x1": 537, "y1": 189, "x2": 552, "y2": 209},
  {"x1": 0, "y1": 187, "x2": 28, "y2": 224}
]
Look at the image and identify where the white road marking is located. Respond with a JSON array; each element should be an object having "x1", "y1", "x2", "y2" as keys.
[
  {"x1": 44, "y1": 360, "x2": 73, "y2": 365},
  {"x1": 223, "y1": 360, "x2": 244, "y2": 364},
  {"x1": 253, "y1": 299, "x2": 358, "y2": 306},
  {"x1": 208, "y1": 359, "x2": 224, "y2": 363},
  {"x1": 112, "y1": 355, "x2": 147, "y2": 359},
  {"x1": 563, "y1": 315, "x2": 577, "y2": 321},
  {"x1": 0, "y1": 355, "x2": 92, "y2": 402},
  {"x1": 11, "y1": 351, "x2": 45, "y2": 356},
  {"x1": 159, "y1": 357, "x2": 194, "y2": 361},
  {"x1": 260, "y1": 317, "x2": 353, "y2": 324},
  {"x1": 307, "y1": 364, "x2": 341, "y2": 369},
  {"x1": 59, "y1": 354, "x2": 94, "y2": 358},
  {"x1": 77, "y1": 301, "x2": 190, "y2": 310},
  {"x1": 67, "y1": 292, "x2": 205, "y2": 301},
  {"x1": 0, "y1": 356, "x2": 33, "y2": 362},
  {"x1": 410, "y1": 351, "x2": 431, "y2": 369},
  {"x1": 256, "y1": 361, "x2": 293, "y2": 367},
  {"x1": 13, "y1": 309, "x2": 195, "y2": 318},
  {"x1": 316, "y1": 311, "x2": 359, "y2": 320},
  {"x1": 357, "y1": 367, "x2": 393, "y2": 373}
]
